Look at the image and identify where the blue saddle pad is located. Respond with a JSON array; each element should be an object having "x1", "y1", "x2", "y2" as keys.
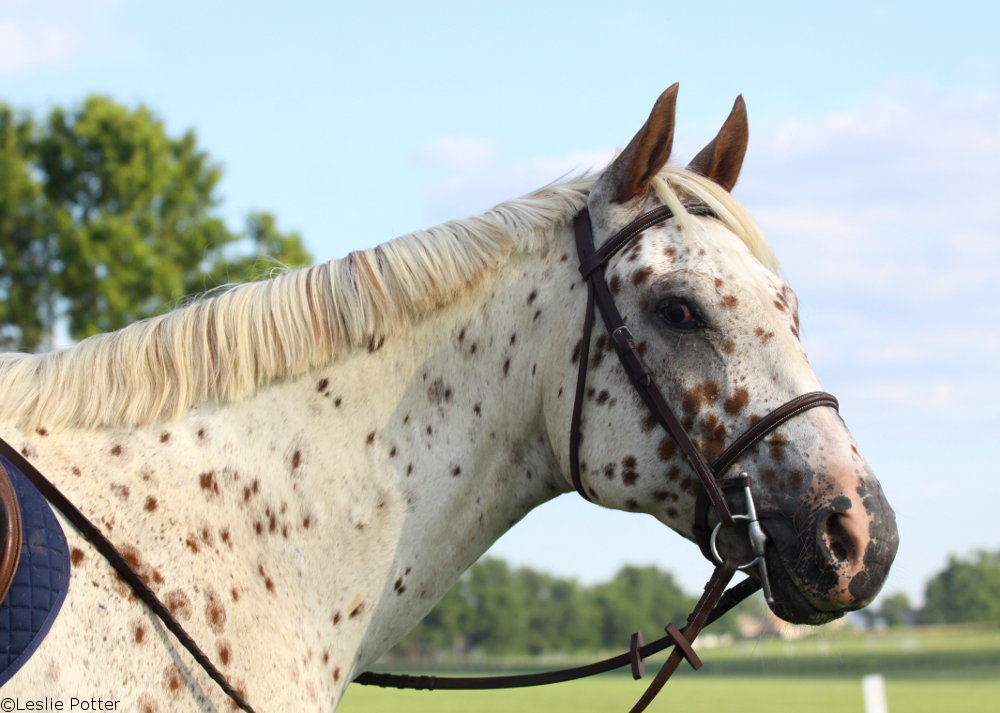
[{"x1": 0, "y1": 454, "x2": 70, "y2": 686}]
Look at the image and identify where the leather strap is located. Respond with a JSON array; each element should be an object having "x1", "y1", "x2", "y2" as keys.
[
  {"x1": 0, "y1": 462, "x2": 22, "y2": 604},
  {"x1": 570, "y1": 205, "x2": 839, "y2": 560},
  {"x1": 692, "y1": 391, "x2": 840, "y2": 560},
  {"x1": 627, "y1": 558, "x2": 739, "y2": 713},
  {"x1": 0, "y1": 439, "x2": 256, "y2": 713},
  {"x1": 572, "y1": 206, "x2": 735, "y2": 529},
  {"x1": 354, "y1": 574, "x2": 759, "y2": 691}
]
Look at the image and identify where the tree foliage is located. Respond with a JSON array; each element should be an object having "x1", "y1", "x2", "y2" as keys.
[
  {"x1": 0, "y1": 96, "x2": 311, "y2": 351},
  {"x1": 921, "y1": 549, "x2": 1000, "y2": 625},
  {"x1": 392, "y1": 559, "x2": 698, "y2": 659}
]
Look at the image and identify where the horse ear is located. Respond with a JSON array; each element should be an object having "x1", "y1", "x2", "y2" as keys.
[
  {"x1": 687, "y1": 95, "x2": 748, "y2": 192},
  {"x1": 603, "y1": 83, "x2": 679, "y2": 203}
]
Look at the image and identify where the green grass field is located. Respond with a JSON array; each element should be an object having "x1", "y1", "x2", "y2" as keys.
[{"x1": 340, "y1": 626, "x2": 1000, "y2": 713}]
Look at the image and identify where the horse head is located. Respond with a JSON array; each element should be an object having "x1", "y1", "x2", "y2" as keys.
[{"x1": 547, "y1": 85, "x2": 898, "y2": 625}]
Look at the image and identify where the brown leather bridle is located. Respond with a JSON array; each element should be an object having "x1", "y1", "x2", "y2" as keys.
[
  {"x1": 0, "y1": 202, "x2": 840, "y2": 713},
  {"x1": 570, "y1": 201, "x2": 838, "y2": 577}
]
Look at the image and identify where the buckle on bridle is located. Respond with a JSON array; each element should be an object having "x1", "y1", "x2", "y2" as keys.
[
  {"x1": 610, "y1": 325, "x2": 652, "y2": 387},
  {"x1": 709, "y1": 473, "x2": 774, "y2": 604}
]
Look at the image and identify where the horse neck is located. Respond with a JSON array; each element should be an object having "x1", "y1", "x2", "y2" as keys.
[{"x1": 1, "y1": 229, "x2": 579, "y2": 698}]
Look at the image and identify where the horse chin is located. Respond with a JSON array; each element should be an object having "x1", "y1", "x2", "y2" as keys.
[{"x1": 762, "y1": 554, "x2": 847, "y2": 626}]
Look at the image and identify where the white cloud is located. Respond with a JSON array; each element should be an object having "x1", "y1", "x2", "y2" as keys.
[
  {"x1": 414, "y1": 137, "x2": 500, "y2": 172},
  {"x1": 0, "y1": 0, "x2": 123, "y2": 75},
  {"x1": 0, "y1": 20, "x2": 84, "y2": 73},
  {"x1": 414, "y1": 142, "x2": 613, "y2": 224}
]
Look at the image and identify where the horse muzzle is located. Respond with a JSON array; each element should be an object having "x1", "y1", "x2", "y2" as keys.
[{"x1": 759, "y1": 475, "x2": 899, "y2": 625}]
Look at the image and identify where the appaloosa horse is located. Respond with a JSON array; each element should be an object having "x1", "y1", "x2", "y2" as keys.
[{"x1": 0, "y1": 85, "x2": 896, "y2": 711}]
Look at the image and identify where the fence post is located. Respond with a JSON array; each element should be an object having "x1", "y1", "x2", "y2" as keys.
[{"x1": 862, "y1": 673, "x2": 888, "y2": 713}]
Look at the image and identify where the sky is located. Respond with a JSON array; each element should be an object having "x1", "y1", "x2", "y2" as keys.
[{"x1": 1, "y1": 0, "x2": 997, "y2": 608}]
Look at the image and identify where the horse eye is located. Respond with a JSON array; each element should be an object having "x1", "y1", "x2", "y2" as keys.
[{"x1": 657, "y1": 299, "x2": 701, "y2": 330}]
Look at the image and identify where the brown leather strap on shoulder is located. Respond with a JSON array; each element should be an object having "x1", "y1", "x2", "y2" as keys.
[{"x1": 0, "y1": 462, "x2": 22, "y2": 605}]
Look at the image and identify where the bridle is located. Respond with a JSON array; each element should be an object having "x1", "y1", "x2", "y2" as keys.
[
  {"x1": 570, "y1": 201, "x2": 839, "y2": 596},
  {"x1": 0, "y1": 201, "x2": 840, "y2": 713}
]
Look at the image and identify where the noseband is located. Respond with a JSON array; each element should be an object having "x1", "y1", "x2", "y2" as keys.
[{"x1": 570, "y1": 203, "x2": 839, "y2": 596}]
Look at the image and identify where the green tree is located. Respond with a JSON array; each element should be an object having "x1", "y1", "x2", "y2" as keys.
[
  {"x1": 592, "y1": 566, "x2": 696, "y2": 649},
  {"x1": 921, "y1": 550, "x2": 1000, "y2": 625},
  {"x1": 0, "y1": 95, "x2": 310, "y2": 351},
  {"x1": 879, "y1": 592, "x2": 913, "y2": 628},
  {"x1": 0, "y1": 106, "x2": 54, "y2": 349}
]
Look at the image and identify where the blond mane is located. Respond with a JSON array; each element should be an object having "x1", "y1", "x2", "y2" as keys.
[{"x1": 0, "y1": 168, "x2": 775, "y2": 431}]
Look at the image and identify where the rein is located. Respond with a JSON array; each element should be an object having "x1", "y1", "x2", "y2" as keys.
[{"x1": 0, "y1": 203, "x2": 837, "y2": 713}]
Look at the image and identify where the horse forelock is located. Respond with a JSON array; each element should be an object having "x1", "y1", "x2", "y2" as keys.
[
  {"x1": 0, "y1": 175, "x2": 595, "y2": 431},
  {"x1": 650, "y1": 167, "x2": 780, "y2": 275}
]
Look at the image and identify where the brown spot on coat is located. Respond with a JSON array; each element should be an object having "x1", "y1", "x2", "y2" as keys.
[
  {"x1": 366, "y1": 431, "x2": 375, "y2": 445},
  {"x1": 70, "y1": 548, "x2": 85, "y2": 566},
  {"x1": 527, "y1": 290, "x2": 538, "y2": 304},
  {"x1": 349, "y1": 602, "x2": 365, "y2": 618},
  {"x1": 632, "y1": 266, "x2": 653, "y2": 285},
  {"x1": 218, "y1": 643, "x2": 231, "y2": 666},
  {"x1": 720, "y1": 295, "x2": 739, "y2": 309},
  {"x1": 199, "y1": 471, "x2": 220, "y2": 496},
  {"x1": 165, "y1": 590, "x2": 192, "y2": 620},
  {"x1": 609, "y1": 275, "x2": 621, "y2": 294},
  {"x1": 160, "y1": 432, "x2": 171, "y2": 443},
  {"x1": 724, "y1": 388, "x2": 750, "y2": 415},
  {"x1": 134, "y1": 623, "x2": 145, "y2": 644},
  {"x1": 110, "y1": 445, "x2": 122, "y2": 456},
  {"x1": 164, "y1": 667, "x2": 182, "y2": 693},
  {"x1": 258, "y1": 564, "x2": 275, "y2": 592},
  {"x1": 682, "y1": 382, "x2": 720, "y2": 416},
  {"x1": 657, "y1": 438, "x2": 677, "y2": 461},
  {"x1": 754, "y1": 327, "x2": 775, "y2": 344},
  {"x1": 144, "y1": 496, "x2": 158, "y2": 512},
  {"x1": 206, "y1": 595, "x2": 227, "y2": 634},
  {"x1": 427, "y1": 378, "x2": 449, "y2": 403}
]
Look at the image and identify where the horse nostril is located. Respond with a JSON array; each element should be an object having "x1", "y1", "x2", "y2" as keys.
[{"x1": 823, "y1": 512, "x2": 856, "y2": 565}]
